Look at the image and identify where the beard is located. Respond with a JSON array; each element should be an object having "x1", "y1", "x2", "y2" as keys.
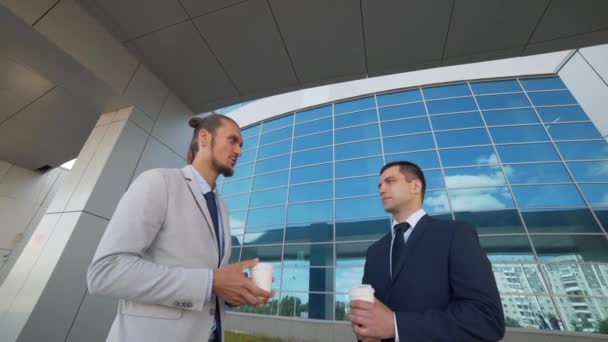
[{"x1": 209, "y1": 136, "x2": 234, "y2": 177}]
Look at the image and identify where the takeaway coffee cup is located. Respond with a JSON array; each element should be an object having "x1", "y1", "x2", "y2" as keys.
[
  {"x1": 349, "y1": 284, "x2": 375, "y2": 303},
  {"x1": 251, "y1": 262, "x2": 273, "y2": 292}
]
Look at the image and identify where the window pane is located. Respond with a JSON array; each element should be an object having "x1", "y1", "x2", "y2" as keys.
[
  {"x1": 377, "y1": 89, "x2": 422, "y2": 106},
  {"x1": 470, "y1": 79, "x2": 522, "y2": 94},
  {"x1": 285, "y1": 222, "x2": 333, "y2": 243},
  {"x1": 243, "y1": 135, "x2": 259, "y2": 151},
  {"x1": 335, "y1": 109, "x2": 377, "y2": 129},
  {"x1": 291, "y1": 163, "x2": 332, "y2": 184},
  {"x1": 532, "y1": 235, "x2": 608, "y2": 263},
  {"x1": 250, "y1": 187, "x2": 288, "y2": 208},
  {"x1": 482, "y1": 108, "x2": 539, "y2": 126},
  {"x1": 292, "y1": 146, "x2": 332, "y2": 167},
  {"x1": 383, "y1": 134, "x2": 435, "y2": 154},
  {"x1": 499, "y1": 294, "x2": 560, "y2": 330},
  {"x1": 444, "y1": 166, "x2": 506, "y2": 188},
  {"x1": 425, "y1": 169, "x2": 444, "y2": 190},
  {"x1": 435, "y1": 128, "x2": 490, "y2": 148},
  {"x1": 512, "y1": 185, "x2": 584, "y2": 208},
  {"x1": 254, "y1": 155, "x2": 290, "y2": 174},
  {"x1": 262, "y1": 114, "x2": 293, "y2": 132},
  {"x1": 336, "y1": 175, "x2": 377, "y2": 198},
  {"x1": 260, "y1": 126, "x2": 292, "y2": 145},
  {"x1": 293, "y1": 131, "x2": 332, "y2": 151},
  {"x1": 522, "y1": 208, "x2": 603, "y2": 233},
  {"x1": 257, "y1": 141, "x2": 291, "y2": 159},
  {"x1": 520, "y1": 77, "x2": 566, "y2": 91},
  {"x1": 281, "y1": 268, "x2": 334, "y2": 293},
  {"x1": 568, "y1": 161, "x2": 608, "y2": 182},
  {"x1": 440, "y1": 146, "x2": 498, "y2": 167},
  {"x1": 336, "y1": 241, "x2": 374, "y2": 266},
  {"x1": 242, "y1": 125, "x2": 261, "y2": 139},
  {"x1": 241, "y1": 245, "x2": 283, "y2": 264},
  {"x1": 247, "y1": 206, "x2": 285, "y2": 226},
  {"x1": 427, "y1": 97, "x2": 477, "y2": 114},
  {"x1": 556, "y1": 141, "x2": 608, "y2": 160},
  {"x1": 528, "y1": 91, "x2": 577, "y2": 106},
  {"x1": 489, "y1": 125, "x2": 548, "y2": 143},
  {"x1": 536, "y1": 105, "x2": 588, "y2": 122},
  {"x1": 296, "y1": 105, "x2": 331, "y2": 123},
  {"x1": 335, "y1": 157, "x2": 383, "y2": 178},
  {"x1": 336, "y1": 196, "x2": 385, "y2": 220},
  {"x1": 222, "y1": 177, "x2": 252, "y2": 196},
  {"x1": 381, "y1": 117, "x2": 430, "y2": 136},
  {"x1": 230, "y1": 210, "x2": 247, "y2": 228},
  {"x1": 496, "y1": 143, "x2": 558, "y2": 163},
  {"x1": 423, "y1": 190, "x2": 450, "y2": 214},
  {"x1": 335, "y1": 124, "x2": 379, "y2": 144},
  {"x1": 579, "y1": 184, "x2": 608, "y2": 206},
  {"x1": 294, "y1": 117, "x2": 332, "y2": 137},
  {"x1": 385, "y1": 150, "x2": 439, "y2": 169},
  {"x1": 595, "y1": 209, "x2": 608, "y2": 231},
  {"x1": 492, "y1": 264, "x2": 548, "y2": 294},
  {"x1": 449, "y1": 187, "x2": 514, "y2": 211},
  {"x1": 232, "y1": 162, "x2": 254, "y2": 179},
  {"x1": 239, "y1": 149, "x2": 256, "y2": 164},
  {"x1": 287, "y1": 201, "x2": 333, "y2": 223},
  {"x1": 423, "y1": 84, "x2": 470, "y2": 100},
  {"x1": 335, "y1": 96, "x2": 375, "y2": 114},
  {"x1": 430, "y1": 112, "x2": 483, "y2": 130},
  {"x1": 454, "y1": 210, "x2": 525, "y2": 234},
  {"x1": 229, "y1": 247, "x2": 241, "y2": 263},
  {"x1": 542, "y1": 264, "x2": 608, "y2": 299},
  {"x1": 546, "y1": 122, "x2": 602, "y2": 140},
  {"x1": 480, "y1": 235, "x2": 535, "y2": 262},
  {"x1": 335, "y1": 218, "x2": 390, "y2": 242},
  {"x1": 224, "y1": 193, "x2": 249, "y2": 211},
  {"x1": 252, "y1": 170, "x2": 288, "y2": 190},
  {"x1": 244, "y1": 225, "x2": 284, "y2": 245},
  {"x1": 335, "y1": 268, "x2": 364, "y2": 294},
  {"x1": 503, "y1": 162, "x2": 571, "y2": 184},
  {"x1": 335, "y1": 140, "x2": 381, "y2": 160},
  {"x1": 476, "y1": 93, "x2": 530, "y2": 110},
  {"x1": 283, "y1": 244, "x2": 333, "y2": 267},
  {"x1": 378, "y1": 102, "x2": 426, "y2": 121},
  {"x1": 289, "y1": 181, "x2": 333, "y2": 202}
]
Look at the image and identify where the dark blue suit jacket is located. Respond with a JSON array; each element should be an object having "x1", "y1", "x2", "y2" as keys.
[{"x1": 362, "y1": 214, "x2": 505, "y2": 341}]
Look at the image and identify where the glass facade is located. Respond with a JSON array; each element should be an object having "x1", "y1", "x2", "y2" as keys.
[{"x1": 219, "y1": 76, "x2": 608, "y2": 334}]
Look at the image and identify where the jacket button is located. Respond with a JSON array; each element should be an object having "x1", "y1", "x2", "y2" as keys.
[
  {"x1": 186, "y1": 302, "x2": 193, "y2": 308},
  {"x1": 173, "y1": 301, "x2": 180, "y2": 307}
]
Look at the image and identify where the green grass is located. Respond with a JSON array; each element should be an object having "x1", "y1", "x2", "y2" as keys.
[{"x1": 225, "y1": 331, "x2": 285, "y2": 342}]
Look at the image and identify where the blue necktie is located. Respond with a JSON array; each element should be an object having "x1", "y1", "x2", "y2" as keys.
[
  {"x1": 392, "y1": 222, "x2": 411, "y2": 277},
  {"x1": 203, "y1": 191, "x2": 222, "y2": 342}
]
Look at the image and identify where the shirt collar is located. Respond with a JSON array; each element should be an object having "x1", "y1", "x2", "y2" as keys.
[
  {"x1": 190, "y1": 165, "x2": 214, "y2": 194},
  {"x1": 391, "y1": 208, "x2": 426, "y2": 236}
]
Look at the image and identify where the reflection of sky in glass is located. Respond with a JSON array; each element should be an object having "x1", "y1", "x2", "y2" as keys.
[
  {"x1": 579, "y1": 184, "x2": 608, "y2": 206},
  {"x1": 449, "y1": 187, "x2": 514, "y2": 211},
  {"x1": 568, "y1": 161, "x2": 608, "y2": 182},
  {"x1": 512, "y1": 185, "x2": 584, "y2": 208},
  {"x1": 423, "y1": 190, "x2": 450, "y2": 214},
  {"x1": 503, "y1": 163, "x2": 571, "y2": 184},
  {"x1": 335, "y1": 268, "x2": 364, "y2": 293},
  {"x1": 444, "y1": 166, "x2": 506, "y2": 188}
]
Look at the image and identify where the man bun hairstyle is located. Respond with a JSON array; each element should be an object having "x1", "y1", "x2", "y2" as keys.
[{"x1": 187, "y1": 114, "x2": 238, "y2": 164}]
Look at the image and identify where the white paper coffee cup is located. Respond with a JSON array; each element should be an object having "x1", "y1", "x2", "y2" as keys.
[
  {"x1": 349, "y1": 284, "x2": 375, "y2": 303},
  {"x1": 251, "y1": 262, "x2": 273, "y2": 292}
]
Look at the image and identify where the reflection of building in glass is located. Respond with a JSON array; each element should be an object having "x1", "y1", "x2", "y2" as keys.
[{"x1": 220, "y1": 76, "x2": 608, "y2": 335}]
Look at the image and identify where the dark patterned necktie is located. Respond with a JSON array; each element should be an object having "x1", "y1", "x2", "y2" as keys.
[
  {"x1": 203, "y1": 191, "x2": 221, "y2": 256},
  {"x1": 392, "y1": 222, "x2": 411, "y2": 277}
]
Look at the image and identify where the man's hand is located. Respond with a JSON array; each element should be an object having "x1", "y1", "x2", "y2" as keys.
[
  {"x1": 212, "y1": 258, "x2": 274, "y2": 306},
  {"x1": 349, "y1": 298, "x2": 395, "y2": 340}
]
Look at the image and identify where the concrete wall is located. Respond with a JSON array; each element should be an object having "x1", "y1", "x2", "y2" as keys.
[
  {"x1": 0, "y1": 161, "x2": 67, "y2": 286},
  {"x1": 559, "y1": 44, "x2": 608, "y2": 139}
]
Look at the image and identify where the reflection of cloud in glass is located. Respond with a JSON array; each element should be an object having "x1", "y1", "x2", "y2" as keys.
[
  {"x1": 475, "y1": 153, "x2": 498, "y2": 165},
  {"x1": 335, "y1": 268, "x2": 364, "y2": 293},
  {"x1": 589, "y1": 161, "x2": 608, "y2": 178},
  {"x1": 424, "y1": 191, "x2": 450, "y2": 213},
  {"x1": 445, "y1": 169, "x2": 505, "y2": 188},
  {"x1": 450, "y1": 188, "x2": 512, "y2": 211}
]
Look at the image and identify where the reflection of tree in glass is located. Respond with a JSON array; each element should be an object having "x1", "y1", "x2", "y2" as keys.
[
  {"x1": 335, "y1": 301, "x2": 348, "y2": 321},
  {"x1": 505, "y1": 316, "x2": 521, "y2": 328},
  {"x1": 598, "y1": 318, "x2": 608, "y2": 334}
]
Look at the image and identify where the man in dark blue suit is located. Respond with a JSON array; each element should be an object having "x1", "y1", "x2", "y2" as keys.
[{"x1": 349, "y1": 161, "x2": 505, "y2": 342}]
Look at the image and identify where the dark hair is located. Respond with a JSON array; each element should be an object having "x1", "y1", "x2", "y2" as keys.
[
  {"x1": 187, "y1": 114, "x2": 238, "y2": 164},
  {"x1": 380, "y1": 161, "x2": 426, "y2": 201}
]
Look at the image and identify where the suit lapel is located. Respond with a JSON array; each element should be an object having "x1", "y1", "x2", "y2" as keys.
[
  {"x1": 390, "y1": 214, "x2": 432, "y2": 286},
  {"x1": 181, "y1": 166, "x2": 219, "y2": 257}
]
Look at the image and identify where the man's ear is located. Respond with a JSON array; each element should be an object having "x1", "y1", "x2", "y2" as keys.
[
  {"x1": 412, "y1": 179, "x2": 422, "y2": 195},
  {"x1": 198, "y1": 129, "x2": 209, "y2": 147}
]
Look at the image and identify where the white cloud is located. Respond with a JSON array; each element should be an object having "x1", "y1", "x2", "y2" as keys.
[
  {"x1": 450, "y1": 188, "x2": 510, "y2": 211},
  {"x1": 475, "y1": 153, "x2": 498, "y2": 165},
  {"x1": 445, "y1": 170, "x2": 505, "y2": 188}
]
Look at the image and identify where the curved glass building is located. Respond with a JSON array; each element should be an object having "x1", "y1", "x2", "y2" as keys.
[{"x1": 219, "y1": 74, "x2": 608, "y2": 334}]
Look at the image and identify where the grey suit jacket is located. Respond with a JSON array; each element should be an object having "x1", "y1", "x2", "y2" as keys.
[{"x1": 87, "y1": 166, "x2": 232, "y2": 342}]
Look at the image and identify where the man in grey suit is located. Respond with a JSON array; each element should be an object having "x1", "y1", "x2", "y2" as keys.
[{"x1": 87, "y1": 114, "x2": 272, "y2": 342}]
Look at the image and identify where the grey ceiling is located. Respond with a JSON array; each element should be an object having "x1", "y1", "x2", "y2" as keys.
[{"x1": 80, "y1": 0, "x2": 608, "y2": 113}]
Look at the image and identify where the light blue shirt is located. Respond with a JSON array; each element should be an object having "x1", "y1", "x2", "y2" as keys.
[
  {"x1": 389, "y1": 208, "x2": 426, "y2": 342},
  {"x1": 190, "y1": 165, "x2": 224, "y2": 336}
]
